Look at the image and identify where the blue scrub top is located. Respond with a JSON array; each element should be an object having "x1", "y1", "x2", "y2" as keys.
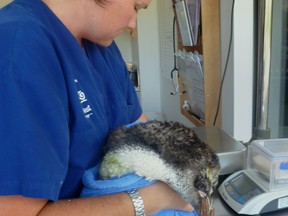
[{"x1": 0, "y1": 0, "x2": 142, "y2": 201}]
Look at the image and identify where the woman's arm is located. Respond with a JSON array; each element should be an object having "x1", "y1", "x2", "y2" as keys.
[{"x1": 0, "y1": 182, "x2": 193, "y2": 216}]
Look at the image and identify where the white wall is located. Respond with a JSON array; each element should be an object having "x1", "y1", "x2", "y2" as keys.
[
  {"x1": 114, "y1": 32, "x2": 133, "y2": 63},
  {"x1": 221, "y1": 0, "x2": 254, "y2": 142},
  {"x1": 136, "y1": 0, "x2": 163, "y2": 120},
  {"x1": 220, "y1": 0, "x2": 234, "y2": 136}
]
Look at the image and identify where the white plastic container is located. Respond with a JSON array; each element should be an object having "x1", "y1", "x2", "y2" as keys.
[{"x1": 247, "y1": 139, "x2": 288, "y2": 191}]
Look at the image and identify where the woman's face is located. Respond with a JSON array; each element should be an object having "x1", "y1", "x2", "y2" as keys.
[{"x1": 82, "y1": 0, "x2": 152, "y2": 46}]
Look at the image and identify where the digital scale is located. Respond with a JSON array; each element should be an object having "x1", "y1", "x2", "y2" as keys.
[
  {"x1": 194, "y1": 129, "x2": 288, "y2": 215},
  {"x1": 218, "y1": 170, "x2": 288, "y2": 215}
]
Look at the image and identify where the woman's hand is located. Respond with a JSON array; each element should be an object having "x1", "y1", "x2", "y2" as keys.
[{"x1": 138, "y1": 181, "x2": 194, "y2": 215}]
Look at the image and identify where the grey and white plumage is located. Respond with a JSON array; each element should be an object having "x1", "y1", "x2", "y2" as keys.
[{"x1": 99, "y1": 120, "x2": 220, "y2": 208}]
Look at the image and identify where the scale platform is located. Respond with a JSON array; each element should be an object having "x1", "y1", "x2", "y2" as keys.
[{"x1": 193, "y1": 126, "x2": 247, "y2": 175}]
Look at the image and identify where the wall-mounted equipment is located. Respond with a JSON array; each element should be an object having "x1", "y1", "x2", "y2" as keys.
[{"x1": 175, "y1": 0, "x2": 201, "y2": 46}]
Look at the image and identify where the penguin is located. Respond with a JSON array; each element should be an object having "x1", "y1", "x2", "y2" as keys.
[{"x1": 99, "y1": 120, "x2": 220, "y2": 211}]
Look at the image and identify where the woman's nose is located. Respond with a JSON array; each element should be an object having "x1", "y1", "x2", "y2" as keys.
[{"x1": 127, "y1": 14, "x2": 137, "y2": 29}]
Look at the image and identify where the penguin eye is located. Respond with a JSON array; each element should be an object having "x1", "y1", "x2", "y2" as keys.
[{"x1": 194, "y1": 175, "x2": 211, "y2": 195}]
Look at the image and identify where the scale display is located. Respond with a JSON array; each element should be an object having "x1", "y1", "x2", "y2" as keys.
[
  {"x1": 218, "y1": 170, "x2": 288, "y2": 215},
  {"x1": 224, "y1": 172, "x2": 264, "y2": 204}
]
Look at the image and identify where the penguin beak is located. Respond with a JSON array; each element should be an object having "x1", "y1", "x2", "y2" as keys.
[{"x1": 198, "y1": 190, "x2": 207, "y2": 198}]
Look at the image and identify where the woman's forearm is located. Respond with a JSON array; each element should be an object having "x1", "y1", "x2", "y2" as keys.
[
  {"x1": 39, "y1": 193, "x2": 134, "y2": 216},
  {"x1": 0, "y1": 182, "x2": 193, "y2": 216}
]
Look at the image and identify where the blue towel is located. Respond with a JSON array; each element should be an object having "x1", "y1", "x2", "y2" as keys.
[{"x1": 81, "y1": 164, "x2": 199, "y2": 216}]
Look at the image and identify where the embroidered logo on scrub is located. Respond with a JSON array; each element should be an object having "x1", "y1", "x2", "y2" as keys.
[{"x1": 74, "y1": 79, "x2": 94, "y2": 119}]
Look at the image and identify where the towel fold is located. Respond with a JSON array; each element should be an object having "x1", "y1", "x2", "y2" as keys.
[{"x1": 81, "y1": 164, "x2": 199, "y2": 216}]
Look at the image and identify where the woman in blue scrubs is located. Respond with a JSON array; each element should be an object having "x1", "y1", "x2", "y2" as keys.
[{"x1": 0, "y1": 0, "x2": 194, "y2": 215}]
